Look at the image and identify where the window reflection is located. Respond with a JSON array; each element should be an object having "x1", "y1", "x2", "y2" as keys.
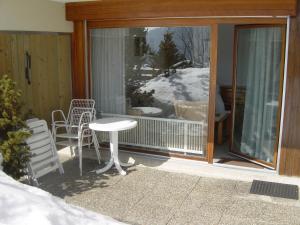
[
  {"x1": 91, "y1": 27, "x2": 211, "y2": 156},
  {"x1": 124, "y1": 27, "x2": 210, "y2": 119}
]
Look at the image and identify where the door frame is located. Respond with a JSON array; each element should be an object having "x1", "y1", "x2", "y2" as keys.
[
  {"x1": 69, "y1": 14, "x2": 287, "y2": 165},
  {"x1": 230, "y1": 24, "x2": 287, "y2": 169}
]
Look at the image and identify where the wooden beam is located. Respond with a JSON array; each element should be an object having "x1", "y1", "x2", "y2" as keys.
[
  {"x1": 71, "y1": 21, "x2": 86, "y2": 98},
  {"x1": 207, "y1": 24, "x2": 218, "y2": 164},
  {"x1": 87, "y1": 18, "x2": 287, "y2": 29},
  {"x1": 66, "y1": 0, "x2": 297, "y2": 21},
  {"x1": 279, "y1": 2, "x2": 300, "y2": 176}
]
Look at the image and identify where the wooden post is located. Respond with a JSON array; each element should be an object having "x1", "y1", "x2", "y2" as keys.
[
  {"x1": 71, "y1": 21, "x2": 86, "y2": 98},
  {"x1": 207, "y1": 24, "x2": 218, "y2": 164},
  {"x1": 279, "y1": 2, "x2": 300, "y2": 176}
]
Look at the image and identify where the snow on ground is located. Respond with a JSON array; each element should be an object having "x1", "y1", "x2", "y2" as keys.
[
  {"x1": 133, "y1": 64, "x2": 159, "y2": 71},
  {"x1": 0, "y1": 171, "x2": 128, "y2": 225},
  {"x1": 139, "y1": 67, "x2": 210, "y2": 105}
]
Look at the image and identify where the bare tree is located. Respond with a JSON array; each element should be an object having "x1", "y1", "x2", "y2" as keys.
[
  {"x1": 176, "y1": 27, "x2": 210, "y2": 68},
  {"x1": 176, "y1": 28, "x2": 194, "y2": 62}
]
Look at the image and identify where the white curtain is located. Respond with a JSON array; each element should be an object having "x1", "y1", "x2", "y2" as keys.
[
  {"x1": 237, "y1": 27, "x2": 282, "y2": 163},
  {"x1": 91, "y1": 28, "x2": 128, "y2": 115}
]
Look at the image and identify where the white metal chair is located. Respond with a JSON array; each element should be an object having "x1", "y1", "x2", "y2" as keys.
[
  {"x1": 51, "y1": 99, "x2": 95, "y2": 146},
  {"x1": 26, "y1": 120, "x2": 64, "y2": 186},
  {"x1": 53, "y1": 108, "x2": 101, "y2": 176},
  {"x1": 52, "y1": 99, "x2": 95, "y2": 154}
]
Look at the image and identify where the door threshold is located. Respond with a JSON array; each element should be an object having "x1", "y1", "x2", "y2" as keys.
[
  {"x1": 229, "y1": 152, "x2": 275, "y2": 170},
  {"x1": 120, "y1": 147, "x2": 276, "y2": 175},
  {"x1": 213, "y1": 161, "x2": 276, "y2": 174}
]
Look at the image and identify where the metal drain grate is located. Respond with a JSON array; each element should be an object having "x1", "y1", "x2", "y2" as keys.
[{"x1": 250, "y1": 180, "x2": 299, "y2": 200}]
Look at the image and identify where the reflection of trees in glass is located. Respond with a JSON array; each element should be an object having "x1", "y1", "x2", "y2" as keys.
[
  {"x1": 126, "y1": 28, "x2": 148, "y2": 79},
  {"x1": 154, "y1": 32, "x2": 185, "y2": 73},
  {"x1": 177, "y1": 28, "x2": 194, "y2": 62},
  {"x1": 175, "y1": 27, "x2": 210, "y2": 68},
  {"x1": 126, "y1": 84, "x2": 155, "y2": 107},
  {"x1": 125, "y1": 27, "x2": 210, "y2": 109},
  {"x1": 125, "y1": 28, "x2": 155, "y2": 108}
]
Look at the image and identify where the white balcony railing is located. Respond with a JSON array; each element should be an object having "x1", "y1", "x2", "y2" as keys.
[{"x1": 98, "y1": 113, "x2": 207, "y2": 156}]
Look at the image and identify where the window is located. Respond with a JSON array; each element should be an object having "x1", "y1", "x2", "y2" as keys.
[{"x1": 91, "y1": 26, "x2": 211, "y2": 157}]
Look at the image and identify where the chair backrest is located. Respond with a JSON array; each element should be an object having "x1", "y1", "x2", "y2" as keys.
[
  {"x1": 69, "y1": 107, "x2": 96, "y2": 134},
  {"x1": 26, "y1": 120, "x2": 63, "y2": 183},
  {"x1": 174, "y1": 100, "x2": 208, "y2": 122},
  {"x1": 69, "y1": 107, "x2": 96, "y2": 126},
  {"x1": 78, "y1": 110, "x2": 96, "y2": 138},
  {"x1": 67, "y1": 99, "x2": 95, "y2": 123}
]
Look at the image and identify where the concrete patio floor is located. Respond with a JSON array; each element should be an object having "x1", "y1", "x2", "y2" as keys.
[{"x1": 39, "y1": 152, "x2": 300, "y2": 225}]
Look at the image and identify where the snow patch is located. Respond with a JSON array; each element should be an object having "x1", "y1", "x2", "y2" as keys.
[{"x1": 0, "y1": 171, "x2": 128, "y2": 225}]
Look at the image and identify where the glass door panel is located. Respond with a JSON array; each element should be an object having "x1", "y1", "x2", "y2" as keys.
[
  {"x1": 90, "y1": 26, "x2": 211, "y2": 157},
  {"x1": 231, "y1": 26, "x2": 285, "y2": 168}
]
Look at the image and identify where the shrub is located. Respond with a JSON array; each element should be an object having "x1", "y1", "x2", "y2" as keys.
[{"x1": 0, "y1": 75, "x2": 31, "y2": 179}]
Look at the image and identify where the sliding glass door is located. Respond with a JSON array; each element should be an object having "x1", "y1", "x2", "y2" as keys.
[{"x1": 231, "y1": 25, "x2": 285, "y2": 168}]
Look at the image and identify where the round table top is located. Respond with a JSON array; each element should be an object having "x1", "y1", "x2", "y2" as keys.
[
  {"x1": 89, "y1": 117, "x2": 137, "y2": 132},
  {"x1": 131, "y1": 107, "x2": 162, "y2": 116}
]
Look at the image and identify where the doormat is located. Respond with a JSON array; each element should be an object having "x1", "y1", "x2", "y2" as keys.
[{"x1": 250, "y1": 180, "x2": 299, "y2": 200}]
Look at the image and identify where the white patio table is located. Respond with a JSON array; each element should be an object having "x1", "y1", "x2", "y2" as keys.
[
  {"x1": 131, "y1": 107, "x2": 162, "y2": 117},
  {"x1": 89, "y1": 117, "x2": 137, "y2": 175}
]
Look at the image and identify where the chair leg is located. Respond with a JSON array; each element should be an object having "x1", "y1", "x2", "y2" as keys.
[
  {"x1": 52, "y1": 126, "x2": 56, "y2": 143},
  {"x1": 69, "y1": 146, "x2": 74, "y2": 156},
  {"x1": 58, "y1": 162, "x2": 64, "y2": 174},
  {"x1": 78, "y1": 138, "x2": 83, "y2": 176},
  {"x1": 88, "y1": 137, "x2": 91, "y2": 150},
  {"x1": 65, "y1": 127, "x2": 74, "y2": 156},
  {"x1": 68, "y1": 138, "x2": 74, "y2": 156}
]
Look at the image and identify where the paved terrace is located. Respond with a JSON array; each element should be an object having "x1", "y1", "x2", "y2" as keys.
[{"x1": 40, "y1": 150, "x2": 300, "y2": 225}]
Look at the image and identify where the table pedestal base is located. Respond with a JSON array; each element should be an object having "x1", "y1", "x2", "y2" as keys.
[{"x1": 95, "y1": 131, "x2": 132, "y2": 175}]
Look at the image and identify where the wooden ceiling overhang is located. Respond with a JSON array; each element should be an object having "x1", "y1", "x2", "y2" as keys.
[{"x1": 66, "y1": 0, "x2": 297, "y2": 22}]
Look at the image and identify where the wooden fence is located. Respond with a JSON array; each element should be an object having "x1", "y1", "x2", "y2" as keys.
[{"x1": 0, "y1": 32, "x2": 72, "y2": 123}]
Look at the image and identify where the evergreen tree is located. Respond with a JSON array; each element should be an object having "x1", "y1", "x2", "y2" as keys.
[
  {"x1": 155, "y1": 31, "x2": 183, "y2": 70},
  {"x1": 0, "y1": 75, "x2": 31, "y2": 179}
]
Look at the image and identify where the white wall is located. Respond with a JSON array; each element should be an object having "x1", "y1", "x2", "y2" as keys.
[
  {"x1": 0, "y1": 0, "x2": 73, "y2": 32},
  {"x1": 217, "y1": 24, "x2": 234, "y2": 86}
]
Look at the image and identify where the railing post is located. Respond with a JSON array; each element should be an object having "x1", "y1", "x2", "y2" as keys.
[{"x1": 184, "y1": 122, "x2": 188, "y2": 153}]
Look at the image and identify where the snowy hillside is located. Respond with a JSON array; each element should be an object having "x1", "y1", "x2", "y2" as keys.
[{"x1": 139, "y1": 67, "x2": 210, "y2": 106}]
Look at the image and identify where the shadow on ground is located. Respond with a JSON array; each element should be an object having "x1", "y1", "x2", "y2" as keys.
[{"x1": 39, "y1": 157, "x2": 137, "y2": 198}]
